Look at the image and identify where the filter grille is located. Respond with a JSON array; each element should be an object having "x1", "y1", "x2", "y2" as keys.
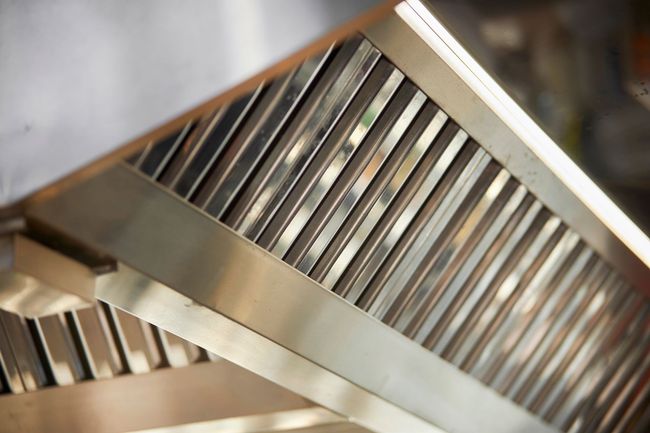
[
  {"x1": 121, "y1": 35, "x2": 649, "y2": 433},
  {"x1": 0, "y1": 304, "x2": 213, "y2": 393}
]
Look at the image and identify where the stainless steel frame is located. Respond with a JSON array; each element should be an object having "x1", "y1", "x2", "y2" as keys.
[
  {"x1": 25, "y1": 163, "x2": 557, "y2": 433},
  {"x1": 0, "y1": 358, "x2": 347, "y2": 433},
  {"x1": 363, "y1": 0, "x2": 650, "y2": 296},
  {"x1": 0, "y1": 234, "x2": 95, "y2": 317},
  {"x1": 4, "y1": 2, "x2": 648, "y2": 433}
]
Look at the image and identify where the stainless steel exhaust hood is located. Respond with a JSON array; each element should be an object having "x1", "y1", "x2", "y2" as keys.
[{"x1": 1, "y1": 1, "x2": 649, "y2": 433}]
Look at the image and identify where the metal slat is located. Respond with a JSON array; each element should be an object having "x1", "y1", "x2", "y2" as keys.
[
  {"x1": 243, "y1": 42, "x2": 381, "y2": 242},
  {"x1": 577, "y1": 325, "x2": 650, "y2": 433},
  {"x1": 0, "y1": 311, "x2": 49, "y2": 391},
  {"x1": 612, "y1": 370, "x2": 650, "y2": 433},
  {"x1": 372, "y1": 146, "x2": 490, "y2": 325},
  {"x1": 500, "y1": 262, "x2": 608, "y2": 399},
  {"x1": 474, "y1": 235, "x2": 583, "y2": 382},
  {"x1": 192, "y1": 53, "x2": 330, "y2": 219},
  {"x1": 434, "y1": 200, "x2": 545, "y2": 359},
  {"x1": 279, "y1": 81, "x2": 418, "y2": 270},
  {"x1": 593, "y1": 339, "x2": 650, "y2": 433},
  {"x1": 561, "y1": 311, "x2": 650, "y2": 431},
  {"x1": 138, "y1": 122, "x2": 194, "y2": 180},
  {"x1": 178, "y1": 87, "x2": 266, "y2": 200},
  {"x1": 221, "y1": 37, "x2": 369, "y2": 234},
  {"x1": 541, "y1": 293, "x2": 642, "y2": 423},
  {"x1": 384, "y1": 152, "x2": 498, "y2": 331},
  {"x1": 528, "y1": 281, "x2": 630, "y2": 414},
  {"x1": 398, "y1": 163, "x2": 504, "y2": 338},
  {"x1": 444, "y1": 211, "x2": 555, "y2": 365},
  {"x1": 101, "y1": 304, "x2": 161, "y2": 374},
  {"x1": 511, "y1": 269, "x2": 614, "y2": 404},
  {"x1": 32, "y1": 314, "x2": 86, "y2": 386},
  {"x1": 362, "y1": 135, "x2": 478, "y2": 320},
  {"x1": 458, "y1": 222, "x2": 568, "y2": 372},
  {"x1": 335, "y1": 111, "x2": 453, "y2": 305},
  {"x1": 0, "y1": 315, "x2": 23, "y2": 393},
  {"x1": 151, "y1": 327, "x2": 201, "y2": 368},
  {"x1": 293, "y1": 87, "x2": 425, "y2": 275},
  {"x1": 484, "y1": 250, "x2": 596, "y2": 390},
  {"x1": 328, "y1": 106, "x2": 449, "y2": 300},
  {"x1": 409, "y1": 176, "x2": 519, "y2": 345},
  {"x1": 68, "y1": 306, "x2": 123, "y2": 379},
  {"x1": 262, "y1": 60, "x2": 402, "y2": 255},
  {"x1": 325, "y1": 102, "x2": 443, "y2": 294}
]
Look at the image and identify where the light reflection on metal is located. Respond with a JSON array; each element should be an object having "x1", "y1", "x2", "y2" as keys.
[
  {"x1": 0, "y1": 360, "x2": 318, "y2": 433},
  {"x1": 401, "y1": 0, "x2": 650, "y2": 270},
  {"x1": 26, "y1": 163, "x2": 557, "y2": 433},
  {"x1": 0, "y1": 234, "x2": 95, "y2": 318},
  {"x1": 127, "y1": 408, "x2": 350, "y2": 433},
  {"x1": 364, "y1": 1, "x2": 650, "y2": 295}
]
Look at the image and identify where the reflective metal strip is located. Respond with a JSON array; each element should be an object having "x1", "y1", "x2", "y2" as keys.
[
  {"x1": 442, "y1": 206, "x2": 551, "y2": 364},
  {"x1": 458, "y1": 221, "x2": 568, "y2": 372},
  {"x1": 69, "y1": 306, "x2": 123, "y2": 379},
  {"x1": 284, "y1": 82, "x2": 419, "y2": 270},
  {"x1": 0, "y1": 311, "x2": 48, "y2": 391},
  {"x1": 220, "y1": 37, "x2": 371, "y2": 233},
  {"x1": 610, "y1": 364, "x2": 650, "y2": 433},
  {"x1": 411, "y1": 175, "x2": 518, "y2": 344},
  {"x1": 32, "y1": 314, "x2": 85, "y2": 385},
  {"x1": 363, "y1": 135, "x2": 477, "y2": 320},
  {"x1": 193, "y1": 53, "x2": 331, "y2": 220},
  {"x1": 397, "y1": 162, "x2": 503, "y2": 337},
  {"x1": 241, "y1": 41, "x2": 381, "y2": 241},
  {"x1": 561, "y1": 311, "x2": 650, "y2": 431},
  {"x1": 511, "y1": 268, "x2": 614, "y2": 404},
  {"x1": 151, "y1": 327, "x2": 203, "y2": 368},
  {"x1": 138, "y1": 122, "x2": 194, "y2": 181},
  {"x1": 527, "y1": 280, "x2": 629, "y2": 414},
  {"x1": 101, "y1": 304, "x2": 161, "y2": 374},
  {"x1": 299, "y1": 90, "x2": 427, "y2": 277},
  {"x1": 263, "y1": 60, "x2": 402, "y2": 255},
  {"x1": 324, "y1": 100, "x2": 441, "y2": 293},
  {"x1": 576, "y1": 322, "x2": 650, "y2": 433},
  {"x1": 540, "y1": 292, "x2": 641, "y2": 422},
  {"x1": 177, "y1": 86, "x2": 266, "y2": 200},
  {"x1": 0, "y1": 315, "x2": 24, "y2": 393}
]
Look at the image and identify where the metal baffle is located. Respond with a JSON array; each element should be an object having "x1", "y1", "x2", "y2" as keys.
[
  {"x1": 6, "y1": 1, "x2": 649, "y2": 433},
  {"x1": 107, "y1": 19, "x2": 649, "y2": 433},
  {"x1": 0, "y1": 359, "x2": 351, "y2": 433},
  {"x1": 25, "y1": 163, "x2": 556, "y2": 433}
]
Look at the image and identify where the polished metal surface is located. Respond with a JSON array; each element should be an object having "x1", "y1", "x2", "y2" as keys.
[
  {"x1": 0, "y1": 0, "x2": 397, "y2": 207},
  {"x1": 0, "y1": 358, "x2": 319, "y2": 433},
  {"x1": 11, "y1": 3, "x2": 650, "y2": 433},
  {"x1": 26, "y1": 164, "x2": 557, "y2": 433},
  {"x1": 105, "y1": 30, "x2": 648, "y2": 433},
  {"x1": 363, "y1": 0, "x2": 650, "y2": 296},
  {"x1": 0, "y1": 300, "x2": 211, "y2": 393},
  {"x1": 0, "y1": 234, "x2": 94, "y2": 317},
  {"x1": 128, "y1": 408, "x2": 356, "y2": 433}
]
